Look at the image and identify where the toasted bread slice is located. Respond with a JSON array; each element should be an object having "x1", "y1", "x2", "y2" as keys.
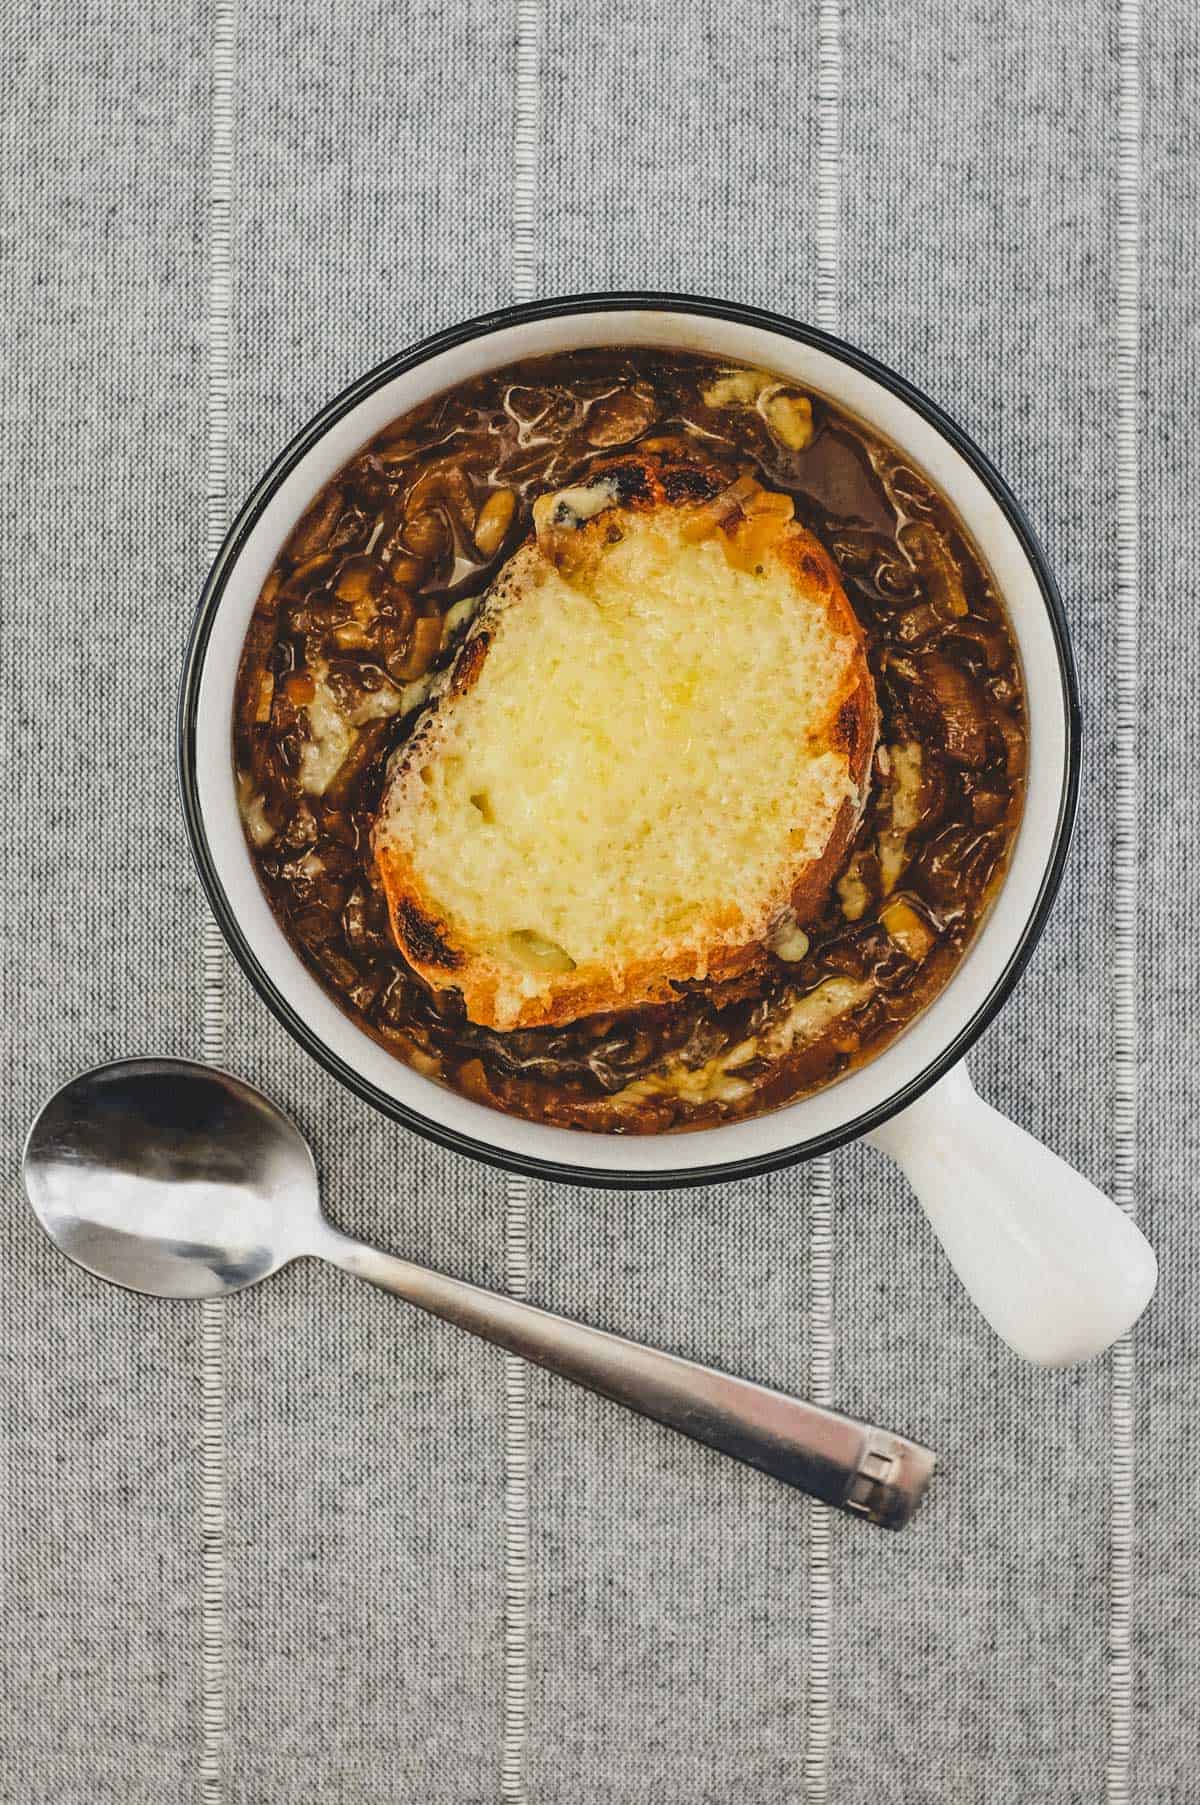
[{"x1": 373, "y1": 451, "x2": 877, "y2": 1031}]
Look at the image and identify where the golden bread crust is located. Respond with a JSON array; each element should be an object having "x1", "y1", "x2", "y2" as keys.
[{"x1": 374, "y1": 450, "x2": 877, "y2": 1030}]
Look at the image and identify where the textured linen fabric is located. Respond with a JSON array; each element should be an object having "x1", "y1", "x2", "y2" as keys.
[
  {"x1": 219, "y1": 6, "x2": 515, "y2": 1798},
  {"x1": 1, "y1": 3, "x2": 1197, "y2": 1803},
  {"x1": 830, "y1": 11, "x2": 1120, "y2": 1799}
]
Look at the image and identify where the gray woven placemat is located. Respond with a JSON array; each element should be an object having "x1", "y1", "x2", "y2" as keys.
[{"x1": 3, "y1": 1, "x2": 1197, "y2": 1800}]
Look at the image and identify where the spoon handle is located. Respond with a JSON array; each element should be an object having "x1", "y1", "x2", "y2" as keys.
[{"x1": 315, "y1": 1228, "x2": 934, "y2": 1528}]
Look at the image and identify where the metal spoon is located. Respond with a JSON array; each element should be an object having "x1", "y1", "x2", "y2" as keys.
[{"x1": 22, "y1": 1058, "x2": 935, "y2": 1528}]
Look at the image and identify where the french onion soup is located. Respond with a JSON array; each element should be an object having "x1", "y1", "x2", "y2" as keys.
[{"x1": 233, "y1": 350, "x2": 1026, "y2": 1132}]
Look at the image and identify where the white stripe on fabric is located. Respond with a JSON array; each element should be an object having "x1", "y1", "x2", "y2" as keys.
[
  {"x1": 200, "y1": 0, "x2": 236, "y2": 1798},
  {"x1": 804, "y1": 1157, "x2": 835, "y2": 1804},
  {"x1": 503, "y1": 6, "x2": 541, "y2": 1798},
  {"x1": 514, "y1": 0, "x2": 541, "y2": 304},
  {"x1": 501, "y1": 1173, "x2": 531, "y2": 1805},
  {"x1": 806, "y1": 1, "x2": 842, "y2": 1799},
  {"x1": 1109, "y1": 0, "x2": 1141, "y2": 1798}
]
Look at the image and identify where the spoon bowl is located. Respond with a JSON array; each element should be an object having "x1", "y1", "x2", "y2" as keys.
[{"x1": 23, "y1": 1059, "x2": 319, "y2": 1298}]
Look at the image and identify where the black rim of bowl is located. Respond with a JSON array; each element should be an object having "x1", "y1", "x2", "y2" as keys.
[{"x1": 178, "y1": 290, "x2": 1081, "y2": 1191}]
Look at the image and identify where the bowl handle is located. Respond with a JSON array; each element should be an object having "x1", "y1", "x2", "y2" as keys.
[{"x1": 865, "y1": 1063, "x2": 1156, "y2": 1365}]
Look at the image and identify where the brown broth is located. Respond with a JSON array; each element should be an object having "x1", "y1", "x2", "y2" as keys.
[{"x1": 233, "y1": 349, "x2": 1026, "y2": 1132}]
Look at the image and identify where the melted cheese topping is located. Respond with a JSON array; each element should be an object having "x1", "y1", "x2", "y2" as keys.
[
  {"x1": 614, "y1": 976, "x2": 873, "y2": 1109},
  {"x1": 299, "y1": 669, "x2": 355, "y2": 795},
  {"x1": 299, "y1": 661, "x2": 406, "y2": 796},
  {"x1": 237, "y1": 775, "x2": 274, "y2": 846},
  {"x1": 878, "y1": 740, "x2": 923, "y2": 894},
  {"x1": 379, "y1": 501, "x2": 865, "y2": 1026}
]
